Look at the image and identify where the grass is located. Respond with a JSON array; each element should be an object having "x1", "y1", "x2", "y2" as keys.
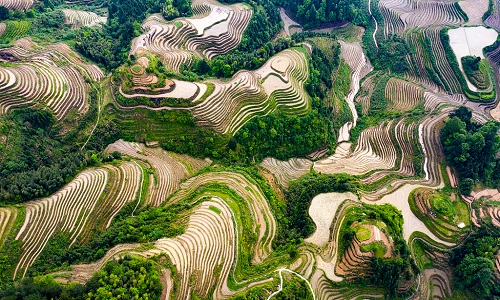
[
  {"x1": 209, "y1": 205, "x2": 221, "y2": 214},
  {"x1": 174, "y1": 21, "x2": 182, "y2": 28},
  {"x1": 412, "y1": 239, "x2": 434, "y2": 270},
  {"x1": 453, "y1": 200, "x2": 470, "y2": 227},
  {"x1": 132, "y1": 65, "x2": 142, "y2": 73},
  {"x1": 430, "y1": 195, "x2": 455, "y2": 219},
  {"x1": 354, "y1": 225, "x2": 371, "y2": 242},
  {"x1": 2, "y1": 21, "x2": 30, "y2": 40},
  {"x1": 361, "y1": 241, "x2": 386, "y2": 258}
]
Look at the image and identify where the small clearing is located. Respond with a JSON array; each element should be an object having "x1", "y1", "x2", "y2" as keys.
[
  {"x1": 448, "y1": 26, "x2": 498, "y2": 91},
  {"x1": 305, "y1": 192, "x2": 358, "y2": 247}
]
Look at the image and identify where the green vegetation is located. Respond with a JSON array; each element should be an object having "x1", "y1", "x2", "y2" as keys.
[
  {"x1": 111, "y1": 106, "x2": 227, "y2": 158},
  {"x1": 440, "y1": 107, "x2": 500, "y2": 195},
  {"x1": 27, "y1": 202, "x2": 186, "y2": 276},
  {"x1": 275, "y1": 0, "x2": 368, "y2": 28},
  {"x1": 1, "y1": 255, "x2": 162, "y2": 300},
  {"x1": 1, "y1": 20, "x2": 31, "y2": 41},
  {"x1": 430, "y1": 194, "x2": 455, "y2": 218},
  {"x1": 162, "y1": 0, "x2": 192, "y2": 20},
  {"x1": 354, "y1": 226, "x2": 371, "y2": 242},
  {"x1": 361, "y1": 241, "x2": 386, "y2": 258},
  {"x1": 86, "y1": 255, "x2": 163, "y2": 299},
  {"x1": 284, "y1": 172, "x2": 361, "y2": 241},
  {"x1": 0, "y1": 108, "x2": 112, "y2": 204},
  {"x1": 451, "y1": 226, "x2": 500, "y2": 298},
  {"x1": 228, "y1": 111, "x2": 332, "y2": 163},
  {"x1": 372, "y1": 35, "x2": 410, "y2": 74},
  {"x1": 461, "y1": 56, "x2": 492, "y2": 90},
  {"x1": 409, "y1": 188, "x2": 470, "y2": 243},
  {"x1": 338, "y1": 203, "x2": 417, "y2": 297}
]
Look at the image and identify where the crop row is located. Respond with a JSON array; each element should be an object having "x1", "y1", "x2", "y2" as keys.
[
  {"x1": 0, "y1": 0, "x2": 33, "y2": 10},
  {"x1": 106, "y1": 139, "x2": 208, "y2": 207},
  {"x1": 385, "y1": 77, "x2": 423, "y2": 111},
  {"x1": 11, "y1": 162, "x2": 142, "y2": 279},
  {"x1": 62, "y1": 9, "x2": 107, "y2": 30},
  {"x1": 0, "y1": 39, "x2": 104, "y2": 120},
  {"x1": 192, "y1": 49, "x2": 310, "y2": 134},
  {"x1": 260, "y1": 157, "x2": 312, "y2": 189},
  {"x1": 131, "y1": 1, "x2": 252, "y2": 72}
]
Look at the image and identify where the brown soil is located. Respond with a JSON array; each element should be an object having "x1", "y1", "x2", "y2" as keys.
[{"x1": 258, "y1": 167, "x2": 285, "y2": 201}]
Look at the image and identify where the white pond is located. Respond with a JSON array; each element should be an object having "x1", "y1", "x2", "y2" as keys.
[{"x1": 448, "y1": 26, "x2": 498, "y2": 91}]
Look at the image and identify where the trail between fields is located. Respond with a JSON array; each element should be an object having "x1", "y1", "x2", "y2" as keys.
[
  {"x1": 81, "y1": 84, "x2": 101, "y2": 151},
  {"x1": 131, "y1": 160, "x2": 144, "y2": 217},
  {"x1": 266, "y1": 268, "x2": 316, "y2": 300},
  {"x1": 368, "y1": 0, "x2": 379, "y2": 48}
]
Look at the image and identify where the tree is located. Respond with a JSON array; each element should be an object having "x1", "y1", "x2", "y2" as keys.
[
  {"x1": 0, "y1": 6, "x2": 9, "y2": 21},
  {"x1": 455, "y1": 254, "x2": 494, "y2": 297}
]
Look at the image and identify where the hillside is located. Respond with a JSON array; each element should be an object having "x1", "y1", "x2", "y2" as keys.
[{"x1": 1, "y1": 0, "x2": 500, "y2": 299}]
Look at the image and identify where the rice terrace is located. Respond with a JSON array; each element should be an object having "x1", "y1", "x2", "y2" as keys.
[{"x1": 2, "y1": 0, "x2": 500, "y2": 299}]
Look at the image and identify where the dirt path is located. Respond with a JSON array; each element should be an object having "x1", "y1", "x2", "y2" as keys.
[
  {"x1": 81, "y1": 83, "x2": 102, "y2": 151},
  {"x1": 279, "y1": 8, "x2": 302, "y2": 36},
  {"x1": 368, "y1": 0, "x2": 379, "y2": 48},
  {"x1": 267, "y1": 268, "x2": 316, "y2": 300}
]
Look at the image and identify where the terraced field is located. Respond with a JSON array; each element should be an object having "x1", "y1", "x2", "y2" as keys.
[
  {"x1": 0, "y1": 207, "x2": 17, "y2": 247},
  {"x1": 168, "y1": 171, "x2": 276, "y2": 264},
  {"x1": 260, "y1": 157, "x2": 312, "y2": 188},
  {"x1": 62, "y1": 9, "x2": 107, "y2": 29},
  {"x1": 131, "y1": 0, "x2": 252, "y2": 71},
  {"x1": 0, "y1": 39, "x2": 104, "y2": 119},
  {"x1": 0, "y1": 0, "x2": 34, "y2": 10},
  {"x1": 378, "y1": 0, "x2": 465, "y2": 37},
  {"x1": 314, "y1": 118, "x2": 418, "y2": 178},
  {"x1": 146, "y1": 197, "x2": 237, "y2": 299},
  {"x1": 116, "y1": 48, "x2": 310, "y2": 134},
  {"x1": 192, "y1": 48, "x2": 310, "y2": 134},
  {"x1": 107, "y1": 140, "x2": 209, "y2": 207},
  {"x1": 55, "y1": 169, "x2": 278, "y2": 296},
  {"x1": 11, "y1": 162, "x2": 142, "y2": 279},
  {"x1": 385, "y1": 77, "x2": 424, "y2": 111},
  {"x1": 0, "y1": 20, "x2": 30, "y2": 40}
]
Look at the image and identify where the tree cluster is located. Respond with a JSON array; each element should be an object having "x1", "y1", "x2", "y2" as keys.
[
  {"x1": 451, "y1": 227, "x2": 500, "y2": 298},
  {"x1": 274, "y1": 0, "x2": 368, "y2": 28},
  {"x1": 162, "y1": 0, "x2": 192, "y2": 20},
  {"x1": 76, "y1": 0, "x2": 166, "y2": 69},
  {"x1": 227, "y1": 111, "x2": 332, "y2": 163},
  {"x1": 441, "y1": 107, "x2": 500, "y2": 195},
  {"x1": 0, "y1": 109, "x2": 95, "y2": 204},
  {"x1": 27, "y1": 202, "x2": 185, "y2": 275},
  {"x1": 284, "y1": 173, "x2": 361, "y2": 241},
  {"x1": 1, "y1": 256, "x2": 162, "y2": 300}
]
